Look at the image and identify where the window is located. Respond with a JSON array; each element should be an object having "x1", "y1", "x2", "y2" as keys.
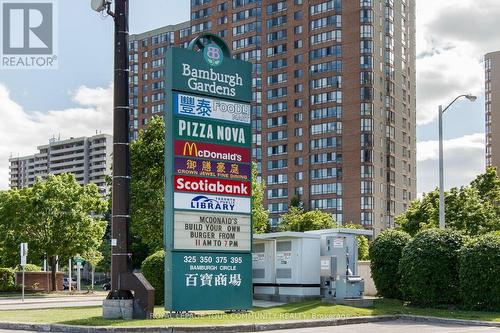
[
  {"x1": 311, "y1": 122, "x2": 341, "y2": 135},
  {"x1": 268, "y1": 130, "x2": 287, "y2": 141},
  {"x1": 311, "y1": 168, "x2": 341, "y2": 180},
  {"x1": 311, "y1": 91, "x2": 342, "y2": 105},
  {"x1": 267, "y1": 87, "x2": 287, "y2": 99},
  {"x1": 310, "y1": 45, "x2": 342, "y2": 60},
  {"x1": 311, "y1": 106, "x2": 342, "y2": 120},
  {"x1": 294, "y1": 25, "x2": 303, "y2": 34},
  {"x1": 267, "y1": 102, "x2": 287, "y2": 114},
  {"x1": 311, "y1": 15, "x2": 341, "y2": 30},
  {"x1": 360, "y1": 25, "x2": 373, "y2": 38},
  {"x1": 266, "y1": 15, "x2": 287, "y2": 28},
  {"x1": 310, "y1": 137, "x2": 340, "y2": 150},
  {"x1": 311, "y1": 30, "x2": 342, "y2": 44},
  {"x1": 311, "y1": 76, "x2": 342, "y2": 89},
  {"x1": 310, "y1": 60, "x2": 342, "y2": 74},
  {"x1": 266, "y1": 1, "x2": 286, "y2": 14},
  {"x1": 311, "y1": 183, "x2": 342, "y2": 195},
  {"x1": 267, "y1": 159, "x2": 287, "y2": 170},
  {"x1": 294, "y1": 142, "x2": 303, "y2": 151},
  {"x1": 267, "y1": 174, "x2": 288, "y2": 185},
  {"x1": 310, "y1": 0, "x2": 342, "y2": 15}
]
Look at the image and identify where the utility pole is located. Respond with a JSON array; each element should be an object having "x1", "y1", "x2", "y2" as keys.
[
  {"x1": 110, "y1": 0, "x2": 131, "y2": 290},
  {"x1": 92, "y1": 0, "x2": 154, "y2": 319}
]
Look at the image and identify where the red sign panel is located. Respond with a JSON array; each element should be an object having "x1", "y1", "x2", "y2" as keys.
[
  {"x1": 174, "y1": 140, "x2": 251, "y2": 163},
  {"x1": 174, "y1": 175, "x2": 251, "y2": 197}
]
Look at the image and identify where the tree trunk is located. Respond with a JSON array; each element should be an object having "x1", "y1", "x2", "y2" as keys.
[{"x1": 50, "y1": 256, "x2": 57, "y2": 292}]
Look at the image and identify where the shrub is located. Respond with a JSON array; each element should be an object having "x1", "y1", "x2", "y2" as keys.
[
  {"x1": 399, "y1": 229, "x2": 465, "y2": 307},
  {"x1": 16, "y1": 264, "x2": 41, "y2": 272},
  {"x1": 141, "y1": 250, "x2": 164, "y2": 305},
  {"x1": 0, "y1": 268, "x2": 16, "y2": 291},
  {"x1": 369, "y1": 230, "x2": 411, "y2": 299},
  {"x1": 459, "y1": 232, "x2": 500, "y2": 310}
]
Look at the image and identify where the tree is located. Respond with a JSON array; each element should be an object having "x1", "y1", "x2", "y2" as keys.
[
  {"x1": 130, "y1": 116, "x2": 165, "y2": 253},
  {"x1": 83, "y1": 248, "x2": 103, "y2": 290},
  {"x1": 397, "y1": 186, "x2": 500, "y2": 236},
  {"x1": 251, "y1": 163, "x2": 269, "y2": 234},
  {"x1": 0, "y1": 174, "x2": 107, "y2": 291},
  {"x1": 280, "y1": 207, "x2": 337, "y2": 232},
  {"x1": 471, "y1": 166, "x2": 500, "y2": 214},
  {"x1": 343, "y1": 224, "x2": 370, "y2": 260}
]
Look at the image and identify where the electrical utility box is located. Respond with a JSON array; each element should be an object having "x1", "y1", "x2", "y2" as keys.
[
  {"x1": 253, "y1": 232, "x2": 320, "y2": 301},
  {"x1": 307, "y1": 228, "x2": 373, "y2": 301},
  {"x1": 252, "y1": 237, "x2": 276, "y2": 296}
]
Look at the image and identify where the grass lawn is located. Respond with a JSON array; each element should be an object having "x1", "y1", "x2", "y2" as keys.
[{"x1": 0, "y1": 299, "x2": 498, "y2": 327}]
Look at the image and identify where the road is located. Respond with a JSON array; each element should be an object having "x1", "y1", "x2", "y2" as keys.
[{"x1": 261, "y1": 320, "x2": 500, "y2": 333}]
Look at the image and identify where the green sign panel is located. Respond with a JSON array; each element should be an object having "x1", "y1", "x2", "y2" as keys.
[
  {"x1": 164, "y1": 34, "x2": 253, "y2": 312},
  {"x1": 165, "y1": 252, "x2": 252, "y2": 311},
  {"x1": 169, "y1": 46, "x2": 252, "y2": 103},
  {"x1": 174, "y1": 116, "x2": 251, "y2": 147}
]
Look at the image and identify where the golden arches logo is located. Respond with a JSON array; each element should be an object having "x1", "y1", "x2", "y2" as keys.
[{"x1": 182, "y1": 142, "x2": 199, "y2": 156}]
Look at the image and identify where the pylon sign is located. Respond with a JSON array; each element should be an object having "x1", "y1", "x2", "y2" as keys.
[{"x1": 164, "y1": 34, "x2": 253, "y2": 311}]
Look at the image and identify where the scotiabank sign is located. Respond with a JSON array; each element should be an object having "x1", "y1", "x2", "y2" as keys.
[
  {"x1": 174, "y1": 175, "x2": 250, "y2": 197},
  {"x1": 174, "y1": 140, "x2": 251, "y2": 163}
]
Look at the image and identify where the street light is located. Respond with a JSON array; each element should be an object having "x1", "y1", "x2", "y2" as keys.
[{"x1": 438, "y1": 94, "x2": 477, "y2": 229}]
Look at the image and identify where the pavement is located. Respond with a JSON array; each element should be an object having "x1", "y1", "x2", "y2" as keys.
[
  {"x1": 0, "y1": 295, "x2": 283, "y2": 310},
  {"x1": 0, "y1": 294, "x2": 106, "y2": 310},
  {"x1": 261, "y1": 320, "x2": 500, "y2": 332}
]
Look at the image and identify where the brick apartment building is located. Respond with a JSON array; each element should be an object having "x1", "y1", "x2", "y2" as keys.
[{"x1": 128, "y1": 0, "x2": 416, "y2": 234}]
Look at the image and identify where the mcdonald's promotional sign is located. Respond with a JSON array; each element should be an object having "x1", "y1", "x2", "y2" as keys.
[{"x1": 164, "y1": 35, "x2": 252, "y2": 311}]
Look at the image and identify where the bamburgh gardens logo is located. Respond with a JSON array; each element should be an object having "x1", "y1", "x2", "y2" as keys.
[
  {"x1": 203, "y1": 43, "x2": 223, "y2": 66},
  {"x1": 1, "y1": 0, "x2": 58, "y2": 69}
]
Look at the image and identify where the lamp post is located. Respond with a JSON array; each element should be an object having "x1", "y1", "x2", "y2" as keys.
[{"x1": 438, "y1": 94, "x2": 477, "y2": 229}]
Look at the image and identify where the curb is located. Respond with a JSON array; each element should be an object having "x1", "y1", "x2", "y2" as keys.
[
  {"x1": 0, "y1": 314, "x2": 498, "y2": 332},
  {"x1": 0, "y1": 316, "x2": 397, "y2": 332},
  {"x1": 399, "y1": 314, "x2": 500, "y2": 328}
]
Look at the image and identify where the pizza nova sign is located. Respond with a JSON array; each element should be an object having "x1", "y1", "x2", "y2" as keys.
[{"x1": 164, "y1": 34, "x2": 252, "y2": 311}]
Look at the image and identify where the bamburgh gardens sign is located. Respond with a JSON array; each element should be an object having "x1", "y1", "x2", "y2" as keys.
[{"x1": 164, "y1": 34, "x2": 252, "y2": 311}]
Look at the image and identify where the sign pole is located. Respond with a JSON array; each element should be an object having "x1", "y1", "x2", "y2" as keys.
[
  {"x1": 21, "y1": 267, "x2": 25, "y2": 302},
  {"x1": 68, "y1": 259, "x2": 72, "y2": 291},
  {"x1": 20, "y1": 243, "x2": 27, "y2": 301}
]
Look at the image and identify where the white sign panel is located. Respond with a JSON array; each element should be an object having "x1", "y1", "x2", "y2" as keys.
[
  {"x1": 174, "y1": 211, "x2": 251, "y2": 251},
  {"x1": 174, "y1": 92, "x2": 251, "y2": 124},
  {"x1": 20, "y1": 243, "x2": 28, "y2": 266},
  {"x1": 333, "y1": 238, "x2": 344, "y2": 248},
  {"x1": 174, "y1": 192, "x2": 251, "y2": 214}
]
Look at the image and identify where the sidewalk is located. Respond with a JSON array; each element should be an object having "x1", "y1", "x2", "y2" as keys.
[{"x1": 0, "y1": 294, "x2": 106, "y2": 310}]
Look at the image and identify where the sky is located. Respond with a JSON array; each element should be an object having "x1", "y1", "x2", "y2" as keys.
[{"x1": 0, "y1": 0, "x2": 499, "y2": 195}]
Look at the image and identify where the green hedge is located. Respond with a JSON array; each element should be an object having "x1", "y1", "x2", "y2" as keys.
[
  {"x1": 141, "y1": 250, "x2": 164, "y2": 305},
  {"x1": 369, "y1": 230, "x2": 411, "y2": 299},
  {"x1": 16, "y1": 264, "x2": 42, "y2": 272},
  {"x1": 399, "y1": 229, "x2": 465, "y2": 307},
  {"x1": 0, "y1": 268, "x2": 16, "y2": 291},
  {"x1": 459, "y1": 232, "x2": 500, "y2": 310}
]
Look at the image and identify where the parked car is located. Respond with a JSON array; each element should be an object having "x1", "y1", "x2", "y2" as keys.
[{"x1": 63, "y1": 277, "x2": 77, "y2": 290}]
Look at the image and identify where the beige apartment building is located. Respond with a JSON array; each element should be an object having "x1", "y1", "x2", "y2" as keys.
[{"x1": 9, "y1": 134, "x2": 112, "y2": 194}]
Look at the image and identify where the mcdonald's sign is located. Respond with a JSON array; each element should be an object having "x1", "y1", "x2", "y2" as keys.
[{"x1": 173, "y1": 140, "x2": 251, "y2": 163}]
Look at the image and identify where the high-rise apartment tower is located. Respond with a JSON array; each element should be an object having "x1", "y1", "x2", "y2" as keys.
[{"x1": 128, "y1": 0, "x2": 416, "y2": 234}]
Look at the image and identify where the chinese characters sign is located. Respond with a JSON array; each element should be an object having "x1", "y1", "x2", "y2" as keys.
[
  {"x1": 169, "y1": 252, "x2": 252, "y2": 311},
  {"x1": 174, "y1": 93, "x2": 251, "y2": 124},
  {"x1": 164, "y1": 36, "x2": 252, "y2": 311}
]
